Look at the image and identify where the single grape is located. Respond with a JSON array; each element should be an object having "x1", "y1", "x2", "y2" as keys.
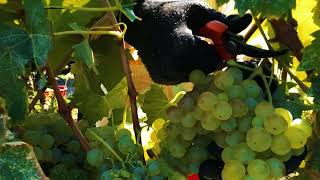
[
  {"x1": 255, "y1": 101, "x2": 274, "y2": 118},
  {"x1": 222, "y1": 160, "x2": 246, "y2": 180},
  {"x1": 214, "y1": 70, "x2": 234, "y2": 90},
  {"x1": 220, "y1": 118, "x2": 237, "y2": 132},
  {"x1": 291, "y1": 118, "x2": 312, "y2": 137},
  {"x1": 115, "y1": 128, "x2": 132, "y2": 140},
  {"x1": 241, "y1": 79, "x2": 262, "y2": 98},
  {"x1": 169, "y1": 142, "x2": 186, "y2": 158},
  {"x1": 246, "y1": 128, "x2": 272, "y2": 152},
  {"x1": 86, "y1": 149, "x2": 104, "y2": 167},
  {"x1": 200, "y1": 113, "x2": 221, "y2": 131},
  {"x1": 270, "y1": 134, "x2": 291, "y2": 155},
  {"x1": 189, "y1": 69, "x2": 206, "y2": 84},
  {"x1": 266, "y1": 158, "x2": 286, "y2": 178},
  {"x1": 181, "y1": 113, "x2": 197, "y2": 128},
  {"x1": 181, "y1": 127, "x2": 197, "y2": 140},
  {"x1": 187, "y1": 146, "x2": 209, "y2": 163},
  {"x1": 252, "y1": 116, "x2": 264, "y2": 128},
  {"x1": 264, "y1": 113, "x2": 288, "y2": 135},
  {"x1": 233, "y1": 143, "x2": 256, "y2": 164},
  {"x1": 147, "y1": 160, "x2": 161, "y2": 176},
  {"x1": 66, "y1": 140, "x2": 81, "y2": 154},
  {"x1": 245, "y1": 97, "x2": 257, "y2": 110},
  {"x1": 197, "y1": 91, "x2": 219, "y2": 111},
  {"x1": 213, "y1": 132, "x2": 228, "y2": 148},
  {"x1": 274, "y1": 108, "x2": 293, "y2": 124},
  {"x1": 226, "y1": 67, "x2": 243, "y2": 84},
  {"x1": 118, "y1": 136, "x2": 135, "y2": 154},
  {"x1": 191, "y1": 106, "x2": 207, "y2": 121},
  {"x1": 178, "y1": 95, "x2": 195, "y2": 112},
  {"x1": 247, "y1": 159, "x2": 270, "y2": 180},
  {"x1": 217, "y1": 93, "x2": 229, "y2": 101},
  {"x1": 39, "y1": 134, "x2": 55, "y2": 149},
  {"x1": 230, "y1": 99, "x2": 249, "y2": 118},
  {"x1": 226, "y1": 131, "x2": 245, "y2": 147},
  {"x1": 226, "y1": 85, "x2": 247, "y2": 100},
  {"x1": 166, "y1": 106, "x2": 183, "y2": 123},
  {"x1": 238, "y1": 116, "x2": 253, "y2": 132},
  {"x1": 222, "y1": 146, "x2": 236, "y2": 162},
  {"x1": 213, "y1": 101, "x2": 233, "y2": 120},
  {"x1": 284, "y1": 127, "x2": 307, "y2": 149},
  {"x1": 23, "y1": 130, "x2": 42, "y2": 146}
]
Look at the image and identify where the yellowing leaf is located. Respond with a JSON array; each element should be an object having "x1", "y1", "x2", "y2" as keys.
[
  {"x1": 0, "y1": 0, "x2": 7, "y2": 4},
  {"x1": 292, "y1": 57, "x2": 307, "y2": 81}
]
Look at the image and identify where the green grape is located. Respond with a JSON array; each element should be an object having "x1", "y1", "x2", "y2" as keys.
[
  {"x1": 252, "y1": 116, "x2": 264, "y2": 128},
  {"x1": 49, "y1": 164, "x2": 69, "y2": 180},
  {"x1": 242, "y1": 175, "x2": 254, "y2": 180},
  {"x1": 226, "y1": 85, "x2": 247, "y2": 100},
  {"x1": 214, "y1": 70, "x2": 234, "y2": 90},
  {"x1": 213, "y1": 101, "x2": 233, "y2": 120},
  {"x1": 238, "y1": 116, "x2": 253, "y2": 132},
  {"x1": 284, "y1": 127, "x2": 307, "y2": 149},
  {"x1": 291, "y1": 118, "x2": 312, "y2": 137},
  {"x1": 189, "y1": 69, "x2": 206, "y2": 84},
  {"x1": 181, "y1": 127, "x2": 197, "y2": 140},
  {"x1": 266, "y1": 158, "x2": 286, "y2": 178},
  {"x1": 39, "y1": 134, "x2": 55, "y2": 149},
  {"x1": 217, "y1": 92, "x2": 229, "y2": 102},
  {"x1": 34, "y1": 146, "x2": 43, "y2": 161},
  {"x1": 256, "y1": 149, "x2": 273, "y2": 160},
  {"x1": 169, "y1": 142, "x2": 187, "y2": 158},
  {"x1": 220, "y1": 118, "x2": 237, "y2": 132},
  {"x1": 181, "y1": 113, "x2": 197, "y2": 128},
  {"x1": 165, "y1": 124, "x2": 181, "y2": 138},
  {"x1": 187, "y1": 146, "x2": 208, "y2": 163},
  {"x1": 195, "y1": 123, "x2": 211, "y2": 135},
  {"x1": 197, "y1": 91, "x2": 218, "y2": 111},
  {"x1": 200, "y1": 113, "x2": 221, "y2": 131},
  {"x1": 274, "y1": 108, "x2": 293, "y2": 125},
  {"x1": 264, "y1": 113, "x2": 288, "y2": 135},
  {"x1": 245, "y1": 97, "x2": 257, "y2": 110},
  {"x1": 247, "y1": 159, "x2": 270, "y2": 180},
  {"x1": 246, "y1": 128, "x2": 272, "y2": 152},
  {"x1": 152, "y1": 118, "x2": 166, "y2": 130},
  {"x1": 52, "y1": 148, "x2": 63, "y2": 163},
  {"x1": 147, "y1": 160, "x2": 161, "y2": 176},
  {"x1": 276, "y1": 151, "x2": 292, "y2": 162},
  {"x1": 255, "y1": 101, "x2": 274, "y2": 118},
  {"x1": 292, "y1": 146, "x2": 305, "y2": 156},
  {"x1": 118, "y1": 136, "x2": 135, "y2": 154},
  {"x1": 116, "y1": 128, "x2": 132, "y2": 140},
  {"x1": 222, "y1": 160, "x2": 246, "y2": 180},
  {"x1": 61, "y1": 153, "x2": 76, "y2": 167},
  {"x1": 226, "y1": 67, "x2": 243, "y2": 84},
  {"x1": 43, "y1": 149, "x2": 53, "y2": 162},
  {"x1": 241, "y1": 79, "x2": 262, "y2": 98},
  {"x1": 70, "y1": 168, "x2": 89, "y2": 180},
  {"x1": 222, "y1": 146, "x2": 236, "y2": 162},
  {"x1": 132, "y1": 167, "x2": 146, "y2": 178},
  {"x1": 178, "y1": 95, "x2": 195, "y2": 112},
  {"x1": 66, "y1": 140, "x2": 81, "y2": 154},
  {"x1": 230, "y1": 99, "x2": 249, "y2": 118},
  {"x1": 233, "y1": 143, "x2": 255, "y2": 164},
  {"x1": 23, "y1": 130, "x2": 41, "y2": 145},
  {"x1": 226, "y1": 131, "x2": 245, "y2": 147},
  {"x1": 270, "y1": 134, "x2": 291, "y2": 155},
  {"x1": 213, "y1": 132, "x2": 228, "y2": 148},
  {"x1": 191, "y1": 106, "x2": 207, "y2": 121},
  {"x1": 150, "y1": 176, "x2": 165, "y2": 180},
  {"x1": 166, "y1": 106, "x2": 183, "y2": 123},
  {"x1": 87, "y1": 149, "x2": 104, "y2": 167}
]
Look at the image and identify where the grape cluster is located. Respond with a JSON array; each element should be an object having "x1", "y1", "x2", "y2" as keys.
[
  {"x1": 149, "y1": 67, "x2": 311, "y2": 180},
  {"x1": 20, "y1": 112, "x2": 88, "y2": 180}
]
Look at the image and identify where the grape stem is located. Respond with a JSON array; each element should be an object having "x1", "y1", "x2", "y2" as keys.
[
  {"x1": 253, "y1": 16, "x2": 309, "y2": 93},
  {"x1": 45, "y1": 65, "x2": 90, "y2": 152}
]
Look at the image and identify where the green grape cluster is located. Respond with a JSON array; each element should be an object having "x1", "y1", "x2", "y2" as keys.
[{"x1": 148, "y1": 68, "x2": 311, "y2": 179}]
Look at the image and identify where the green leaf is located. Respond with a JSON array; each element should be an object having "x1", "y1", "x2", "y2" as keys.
[
  {"x1": 298, "y1": 31, "x2": 320, "y2": 71},
  {"x1": 216, "y1": 0, "x2": 230, "y2": 6},
  {"x1": 140, "y1": 84, "x2": 170, "y2": 126},
  {"x1": 309, "y1": 75, "x2": 320, "y2": 110},
  {"x1": 23, "y1": 0, "x2": 52, "y2": 68},
  {"x1": 0, "y1": 141, "x2": 47, "y2": 179},
  {"x1": 73, "y1": 40, "x2": 95, "y2": 68}
]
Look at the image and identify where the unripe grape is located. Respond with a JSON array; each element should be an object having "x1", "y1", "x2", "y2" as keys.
[
  {"x1": 255, "y1": 101, "x2": 274, "y2": 118},
  {"x1": 233, "y1": 143, "x2": 256, "y2": 164},
  {"x1": 238, "y1": 116, "x2": 253, "y2": 132},
  {"x1": 266, "y1": 158, "x2": 286, "y2": 178},
  {"x1": 220, "y1": 118, "x2": 237, "y2": 132},
  {"x1": 189, "y1": 69, "x2": 206, "y2": 85},
  {"x1": 226, "y1": 131, "x2": 245, "y2": 147},
  {"x1": 200, "y1": 113, "x2": 221, "y2": 131},
  {"x1": 226, "y1": 85, "x2": 247, "y2": 100},
  {"x1": 241, "y1": 79, "x2": 262, "y2": 98},
  {"x1": 86, "y1": 149, "x2": 104, "y2": 167},
  {"x1": 181, "y1": 127, "x2": 197, "y2": 140},
  {"x1": 226, "y1": 67, "x2": 243, "y2": 84},
  {"x1": 39, "y1": 134, "x2": 55, "y2": 149},
  {"x1": 181, "y1": 113, "x2": 197, "y2": 128},
  {"x1": 213, "y1": 101, "x2": 233, "y2": 120},
  {"x1": 222, "y1": 146, "x2": 235, "y2": 162},
  {"x1": 252, "y1": 116, "x2": 264, "y2": 128},
  {"x1": 166, "y1": 106, "x2": 183, "y2": 123}
]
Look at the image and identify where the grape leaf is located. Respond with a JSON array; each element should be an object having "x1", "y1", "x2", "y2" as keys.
[
  {"x1": 0, "y1": 141, "x2": 47, "y2": 180},
  {"x1": 140, "y1": 84, "x2": 170, "y2": 126},
  {"x1": 23, "y1": 0, "x2": 52, "y2": 68},
  {"x1": 216, "y1": 0, "x2": 229, "y2": 6},
  {"x1": 298, "y1": 30, "x2": 320, "y2": 71},
  {"x1": 309, "y1": 75, "x2": 320, "y2": 110},
  {"x1": 73, "y1": 40, "x2": 95, "y2": 68}
]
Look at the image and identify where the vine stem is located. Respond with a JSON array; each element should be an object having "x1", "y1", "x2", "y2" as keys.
[
  {"x1": 45, "y1": 65, "x2": 90, "y2": 152},
  {"x1": 253, "y1": 16, "x2": 309, "y2": 93}
]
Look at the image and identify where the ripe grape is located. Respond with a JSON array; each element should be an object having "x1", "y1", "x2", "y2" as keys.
[
  {"x1": 86, "y1": 148, "x2": 104, "y2": 167},
  {"x1": 166, "y1": 106, "x2": 183, "y2": 123},
  {"x1": 178, "y1": 95, "x2": 195, "y2": 111},
  {"x1": 213, "y1": 101, "x2": 233, "y2": 120},
  {"x1": 197, "y1": 91, "x2": 218, "y2": 111},
  {"x1": 270, "y1": 134, "x2": 291, "y2": 155},
  {"x1": 233, "y1": 143, "x2": 256, "y2": 164},
  {"x1": 246, "y1": 128, "x2": 272, "y2": 152},
  {"x1": 226, "y1": 85, "x2": 247, "y2": 100},
  {"x1": 241, "y1": 79, "x2": 262, "y2": 98},
  {"x1": 291, "y1": 118, "x2": 312, "y2": 137},
  {"x1": 264, "y1": 113, "x2": 288, "y2": 135},
  {"x1": 230, "y1": 99, "x2": 248, "y2": 118},
  {"x1": 225, "y1": 131, "x2": 245, "y2": 147},
  {"x1": 221, "y1": 146, "x2": 235, "y2": 162},
  {"x1": 189, "y1": 69, "x2": 206, "y2": 84},
  {"x1": 274, "y1": 108, "x2": 293, "y2": 124},
  {"x1": 221, "y1": 160, "x2": 246, "y2": 180},
  {"x1": 220, "y1": 118, "x2": 237, "y2": 132},
  {"x1": 284, "y1": 127, "x2": 307, "y2": 149},
  {"x1": 226, "y1": 67, "x2": 243, "y2": 84},
  {"x1": 181, "y1": 113, "x2": 197, "y2": 128},
  {"x1": 266, "y1": 158, "x2": 285, "y2": 178},
  {"x1": 214, "y1": 70, "x2": 234, "y2": 90},
  {"x1": 255, "y1": 101, "x2": 274, "y2": 118},
  {"x1": 200, "y1": 114, "x2": 221, "y2": 131},
  {"x1": 217, "y1": 93, "x2": 229, "y2": 101},
  {"x1": 247, "y1": 159, "x2": 270, "y2": 180}
]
